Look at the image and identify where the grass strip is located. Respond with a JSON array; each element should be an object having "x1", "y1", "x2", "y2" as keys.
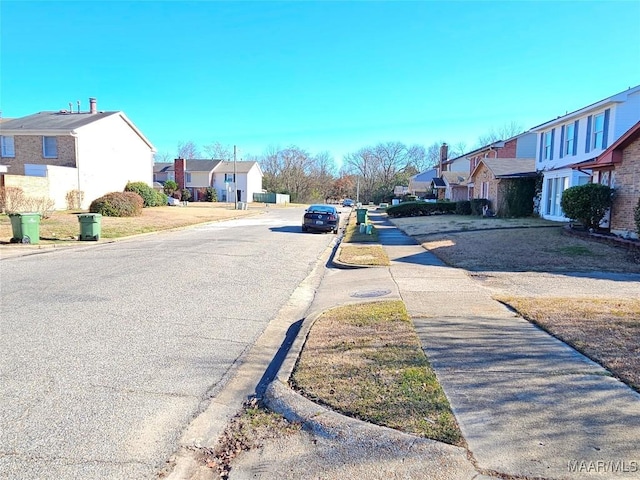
[
  {"x1": 291, "y1": 300, "x2": 463, "y2": 446},
  {"x1": 498, "y1": 296, "x2": 640, "y2": 392},
  {"x1": 338, "y1": 244, "x2": 390, "y2": 266}
]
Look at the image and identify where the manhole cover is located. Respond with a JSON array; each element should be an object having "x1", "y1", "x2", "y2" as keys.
[{"x1": 351, "y1": 289, "x2": 392, "y2": 298}]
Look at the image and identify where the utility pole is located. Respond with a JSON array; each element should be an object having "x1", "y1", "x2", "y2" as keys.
[{"x1": 233, "y1": 145, "x2": 238, "y2": 209}]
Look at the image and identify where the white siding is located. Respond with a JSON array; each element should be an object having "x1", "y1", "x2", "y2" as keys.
[{"x1": 75, "y1": 113, "x2": 154, "y2": 208}]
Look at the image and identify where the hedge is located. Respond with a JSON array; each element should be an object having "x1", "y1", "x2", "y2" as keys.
[
  {"x1": 386, "y1": 200, "x2": 456, "y2": 218},
  {"x1": 89, "y1": 192, "x2": 143, "y2": 217}
]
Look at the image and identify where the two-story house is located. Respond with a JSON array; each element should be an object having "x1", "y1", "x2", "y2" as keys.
[
  {"x1": 532, "y1": 85, "x2": 640, "y2": 221},
  {"x1": 171, "y1": 158, "x2": 263, "y2": 203},
  {"x1": 0, "y1": 98, "x2": 155, "y2": 209}
]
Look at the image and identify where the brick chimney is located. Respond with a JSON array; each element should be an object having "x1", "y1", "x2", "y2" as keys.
[
  {"x1": 439, "y1": 143, "x2": 448, "y2": 174},
  {"x1": 89, "y1": 97, "x2": 97, "y2": 114},
  {"x1": 174, "y1": 158, "x2": 186, "y2": 190}
]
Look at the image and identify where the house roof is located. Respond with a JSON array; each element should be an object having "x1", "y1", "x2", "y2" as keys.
[
  {"x1": 411, "y1": 168, "x2": 438, "y2": 182},
  {"x1": 0, "y1": 111, "x2": 119, "y2": 132},
  {"x1": 471, "y1": 158, "x2": 536, "y2": 179},
  {"x1": 0, "y1": 110, "x2": 156, "y2": 151},
  {"x1": 441, "y1": 171, "x2": 468, "y2": 185},
  {"x1": 531, "y1": 84, "x2": 640, "y2": 131},
  {"x1": 213, "y1": 161, "x2": 261, "y2": 174},
  {"x1": 577, "y1": 120, "x2": 640, "y2": 169},
  {"x1": 183, "y1": 160, "x2": 221, "y2": 172},
  {"x1": 153, "y1": 163, "x2": 174, "y2": 173}
]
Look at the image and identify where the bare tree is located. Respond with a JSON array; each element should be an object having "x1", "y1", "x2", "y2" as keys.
[
  {"x1": 203, "y1": 141, "x2": 232, "y2": 160},
  {"x1": 153, "y1": 151, "x2": 173, "y2": 163},
  {"x1": 476, "y1": 121, "x2": 524, "y2": 147},
  {"x1": 176, "y1": 140, "x2": 201, "y2": 159}
]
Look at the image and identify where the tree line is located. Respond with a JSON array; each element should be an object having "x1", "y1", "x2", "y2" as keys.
[{"x1": 154, "y1": 122, "x2": 522, "y2": 204}]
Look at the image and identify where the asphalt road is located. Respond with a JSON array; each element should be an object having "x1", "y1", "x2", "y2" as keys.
[{"x1": 0, "y1": 206, "x2": 337, "y2": 480}]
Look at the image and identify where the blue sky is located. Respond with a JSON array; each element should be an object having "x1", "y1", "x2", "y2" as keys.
[{"x1": 1, "y1": 0, "x2": 639, "y2": 164}]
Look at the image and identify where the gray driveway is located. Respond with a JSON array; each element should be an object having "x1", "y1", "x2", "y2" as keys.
[{"x1": 0, "y1": 207, "x2": 335, "y2": 479}]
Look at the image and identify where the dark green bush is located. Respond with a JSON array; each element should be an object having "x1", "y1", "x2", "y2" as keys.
[
  {"x1": 125, "y1": 181, "x2": 160, "y2": 207},
  {"x1": 205, "y1": 187, "x2": 217, "y2": 202},
  {"x1": 470, "y1": 198, "x2": 490, "y2": 216},
  {"x1": 181, "y1": 188, "x2": 192, "y2": 202},
  {"x1": 386, "y1": 200, "x2": 456, "y2": 218},
  {"x1": 155, "y1": 190, "x2": 168, "y2": 206},
  {"x1": 501, "y1": 178, "x2": 536, "y2": 217},
  {"x1": 163, "y1": 180, "x2": 179, "y2": 196},
  {"x1": 455, "y1": 200, "x2": 472, "y2": 215},
  {"x1": 89, "y1": 192, "x2": 143, "y2": 217},
  {"x1": 560, "y1": 183, "x2": 613, "y2": 230}
]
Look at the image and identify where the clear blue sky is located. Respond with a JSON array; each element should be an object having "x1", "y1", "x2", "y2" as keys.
[{"x1": 1, "y1": 0, "x2": 639, "y2": 164}]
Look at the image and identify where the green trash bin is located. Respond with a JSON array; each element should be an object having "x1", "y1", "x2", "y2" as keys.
[
  {"x1": 78, "y1": 213, "x2": 102, "y2": 241},
  {"x1": 8, "y1": 213, "x2": 41, "y2": 244},
  {"x1": 356, "y1": 208, "x2": 368, "y2": 225}
]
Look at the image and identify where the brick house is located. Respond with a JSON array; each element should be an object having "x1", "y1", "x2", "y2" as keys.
[
  {"x1": 0, "y1": 98, "x2": 155, "y2": 209},
  {"x1": 577, "y1": 121, "x2": 640, "y2": 239},
  {"x1": 469, "y1": 158, "x2": 537, "y2": 216}
]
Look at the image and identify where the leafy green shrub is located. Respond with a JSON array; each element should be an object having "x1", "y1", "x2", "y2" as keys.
[
  {"x1": 560, "y1": 183, "x2": 613, "y2": 230},
  {"x1": 163, "y1": 180, "x2": 179, "y2": 196},
  {"x1": 124, "y1": 181, "x2": 160, "y2": 207},
  {"x1": 181, "y1": 188, "x2": 192, "y2": 201},
  {"x1": 634, "y1": 197, "x2": 640, "y2": 236},
  {"x1": 386, "y1": 200, "x2": 456, "y2": 218},
  {"x1": 501, "y1": 178, "x2": 536, "y2": 217},
  {"x1": 455, "y1": 200, "x2": 472, "y2": 215},
  {"x1": 470, "y1": 198, "x2": 490, "y2": 216},
  {"x1": 89, "y1": 192, "x2": 143, "y2": 217},
  {"x1": 154, "y1": 190, "x2": 168, "y2": 206},
  {"x1": 205, "y1": 187, "x2": 217, "y2": 202}
]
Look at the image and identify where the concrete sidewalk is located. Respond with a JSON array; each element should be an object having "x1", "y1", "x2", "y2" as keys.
[{"x1": 230, "y1": 210, "x2": 640, "y2": 479}]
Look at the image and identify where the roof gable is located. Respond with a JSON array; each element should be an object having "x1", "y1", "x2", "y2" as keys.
[{"x1": 471, "y1": 158, "x2": 536, "y2": 178}]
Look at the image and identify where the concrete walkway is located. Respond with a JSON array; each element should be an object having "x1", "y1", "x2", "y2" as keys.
[{"x1": 230, "y1": 210, "x2": 640, "y2": 479}]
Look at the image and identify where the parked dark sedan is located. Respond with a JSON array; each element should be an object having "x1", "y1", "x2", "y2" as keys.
[{"x1": 302, "y1": 204, "x2": 340, "y2": 233}]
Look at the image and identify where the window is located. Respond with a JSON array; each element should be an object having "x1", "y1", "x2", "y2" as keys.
[
  {"x1": 225, "y1": 173, "x2": 235, "y2": 182},
  {"x1": 592, "y1": 113, "x2": 605, "y2": 150},
  {"x1": 564, "y1": 123, "x2": 575, "y2": 156},
  {"x1": 543, "y1": 130, "x2": 553, "y2": 160},
  {"x1": 185, "y1": 172, "x2": 192, "y2": 183},
  {"x1": 1, "y1": 136, "x2": 15, "y2": 157},
  {"x1": 43, "y1": 136, "x2": 58, "y2": 158}
]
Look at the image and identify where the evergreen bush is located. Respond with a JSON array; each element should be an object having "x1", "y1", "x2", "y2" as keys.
[
  {"x1": 205, "y1": 187, "x2": 217, "y2": 202},
  {"x1": 455, "y1": 200, "x2": 472, "y2": 215},
  {"x1": 386, "y1": 200, "x2": 456, "y2": 218},
  {"x1": 560, "y1": 183, "x2": 613, "y2": 230},
  {"x1": 125, "y1": 181, "x2": 159, "y2": 207},
  {"x1": 470, "y1": 198, "x2": 490, "y2": 216},
  {"x1": 89, "y1": 192, "x2": 143, "y2": 217}
]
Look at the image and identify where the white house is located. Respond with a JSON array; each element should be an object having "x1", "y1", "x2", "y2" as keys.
[
  {"x1": 0, "y1": 98, "x2": 156, "y2": 209},
  {"x1": 172, "y1": 158, "x2": 263, "y2": 203},
  {"x1": 532, "y1": 85, "x2": 640, "y2": 221}
]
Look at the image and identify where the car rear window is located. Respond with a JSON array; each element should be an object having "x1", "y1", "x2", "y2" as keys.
[{"x1": 308, "y1": 205, "x2": 335, "y2": 213}]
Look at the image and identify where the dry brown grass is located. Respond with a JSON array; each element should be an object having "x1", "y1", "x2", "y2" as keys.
[
  {"x1": 337, "y1": 245, "x2": 390, "y2": 266},
  {"x1": 417, "y1": 226, "x2": 640, "y2": 273},
  {"x1": 291, "y1": 301, "x2": 463, "y2": 446},
  {"x1": 498, "y1": 297, "x2": 640, "y2": 392},
  {"x1": 0, "y1": 203, "x2": 261, "y2": 243}
]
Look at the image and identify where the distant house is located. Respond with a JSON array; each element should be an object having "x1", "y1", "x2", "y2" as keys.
[
  {"x1": 469, "y1": 158, "x2": 537, "y2": 216},
  {"x1": 0, "y1": 98, "x2": 155, "y2": 209},
  {"x1": 153, "y1": 163, "x2": 174, "y2": 184},
  {"x1": 532, "y1": 85, "x2": 640, "y2": 221},
  {"x1": 577, "y1": 120, "x2": 640, "y2": 239},
  {"x1": 409, "y1": 168, "x2": 438, "y2": 197},
  {"x1": 170, "y1": 158, "x2": 263, "y2": 202}
]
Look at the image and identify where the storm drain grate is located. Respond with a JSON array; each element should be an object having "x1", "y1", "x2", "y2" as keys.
[{"x1": 350, "y1": 289, "x2": 392, "y2": 298}]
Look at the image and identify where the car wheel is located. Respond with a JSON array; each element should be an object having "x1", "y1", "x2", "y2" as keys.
[{"x1": 301, "y1": 225, "x2": 307, "y2": 232}]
